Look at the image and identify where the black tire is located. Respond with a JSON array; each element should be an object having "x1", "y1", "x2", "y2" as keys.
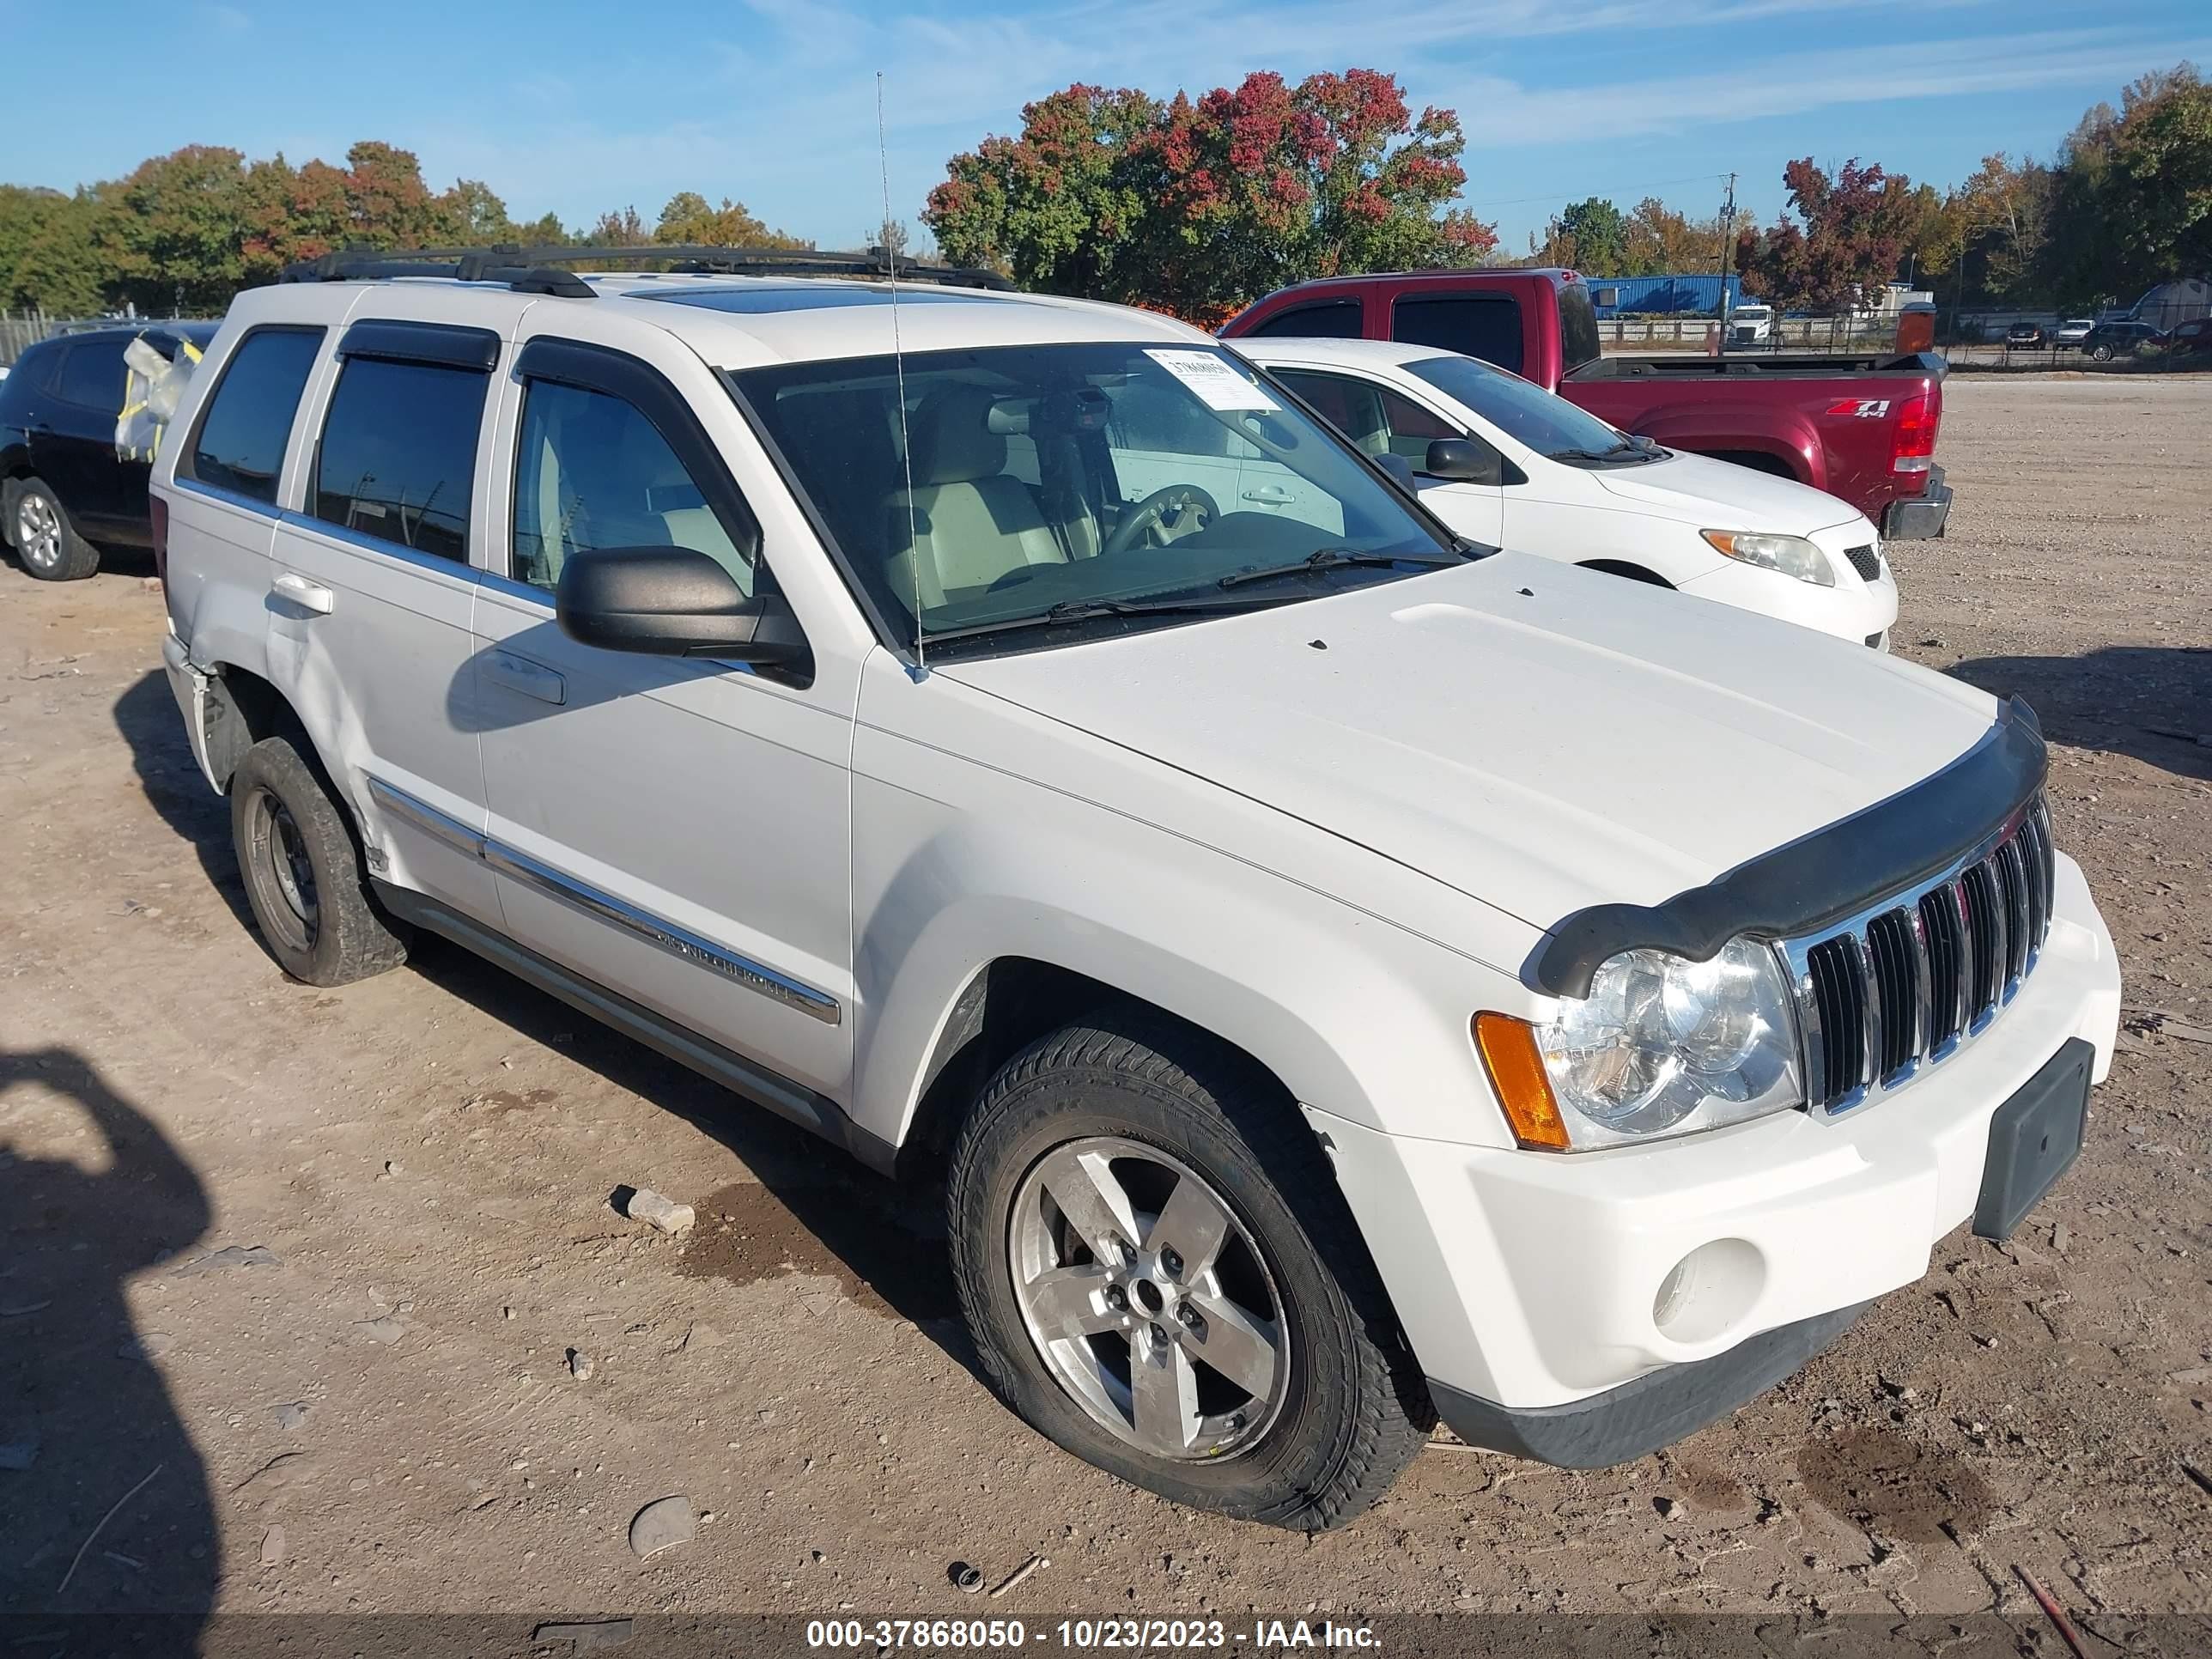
[
  {"x1": 947, "y1": 1012, "x2": 1431, "y2": 1530},
  {"x1": 229, "y1": 734, "x2": 407, "y2": 987},
  {"x1": 2089, "y1": 343, "x2": 2114, "y2": 362},
  {"x1": 9, "y1": 477, "x2": 100, "y2": 580}
]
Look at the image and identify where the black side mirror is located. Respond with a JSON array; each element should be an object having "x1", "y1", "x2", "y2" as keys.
[
  {"x1": 556, "y1": 546, "x2": 811, "y2": 679},
  {"x1": 1422, "y1": 438, "x2": 1501, "y2": 487}
]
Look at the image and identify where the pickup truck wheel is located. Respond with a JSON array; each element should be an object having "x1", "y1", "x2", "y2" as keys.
[
  {"x1": 11, "y1": 479, "x2": 100, "y2": 581},
  {"x1": 947, "y1": 1015, "x2": 1430, "y2": 1530},
  {"x1": 230, "y1": 735, "x2": 407, "y2": 987}
]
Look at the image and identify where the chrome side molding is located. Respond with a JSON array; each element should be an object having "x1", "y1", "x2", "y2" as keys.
[{"x1": 365, "y1": 775, "x2": 840, "y2": 1025}]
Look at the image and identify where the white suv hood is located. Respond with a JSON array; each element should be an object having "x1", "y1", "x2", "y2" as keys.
[
  {"x1": 939, "y1": 553, "x2": 1997, "y2": 937},
  {"x1": 1588, "y1": 450, "x2": 1865, "y2": 537}
]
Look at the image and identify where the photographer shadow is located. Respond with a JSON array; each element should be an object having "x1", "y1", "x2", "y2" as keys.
[{"x1": 0, "y1": 1047, "x2": 216, "y2": 1643}]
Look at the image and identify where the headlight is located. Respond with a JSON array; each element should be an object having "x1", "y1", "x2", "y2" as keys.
[
  {"x1": 1477, "y1": 939, "x2": 1804, "y2": 1151},
  {"x1": 1700, "y1": 529, "x2": 1834, "y2": 586}
]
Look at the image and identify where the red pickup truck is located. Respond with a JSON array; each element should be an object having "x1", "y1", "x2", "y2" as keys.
[{"x1": 1220, "y1": 268, "x2": 1953, "y2": 540}]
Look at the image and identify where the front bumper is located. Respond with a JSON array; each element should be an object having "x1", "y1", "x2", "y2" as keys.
[
  {"x1": 1678, "y1": 556, "x2": 1899, "y2": 647},
  {"x1": 1307, "y1": 853, "x2": 2120, "y2": 1455},
  {"x1": 1883, "y1": 465, "x2": 1953, "y2": 539}
]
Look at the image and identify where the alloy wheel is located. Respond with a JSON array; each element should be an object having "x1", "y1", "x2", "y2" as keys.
[
  {"x1": 16, "y1": 495, "x2": 62, "y2": 570},
  {"x1": 1008, "y1": 1136, "x2": 1289, "y2": 1462}
]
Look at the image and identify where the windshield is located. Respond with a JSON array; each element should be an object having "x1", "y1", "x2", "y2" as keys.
[
  {"x1": 732, "y1": 343, "x2": 1454, "y2": 652},
  {"x1": 1402, "y1": 352, "x2": 1635, "y2": 461}
]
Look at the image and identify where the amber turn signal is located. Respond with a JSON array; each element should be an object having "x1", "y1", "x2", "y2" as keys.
[{"x1": 1474, "y1": 1012, "x2": 1571, "y2": 1152}]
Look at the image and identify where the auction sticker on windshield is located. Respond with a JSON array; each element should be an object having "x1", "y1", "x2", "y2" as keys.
[{"x1": 1146, "y1": 349, "x2": 1279, "y2": 411}]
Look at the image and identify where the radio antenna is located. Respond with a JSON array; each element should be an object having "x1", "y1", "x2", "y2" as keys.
[{"x1": 878, "y1": 70, "x2": 924, "y2": 677}]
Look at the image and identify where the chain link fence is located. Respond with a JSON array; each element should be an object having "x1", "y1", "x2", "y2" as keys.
[{"x1": 1, "y1": 309, "x2": 216, "y2": 370}]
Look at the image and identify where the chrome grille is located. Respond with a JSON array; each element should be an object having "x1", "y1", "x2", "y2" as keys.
[
  {"x1": 1783, "y1": 796, "x2": 2055, "y2": 1115},
  {"x1": 1844, "y1": 543, "x2": 1882, "y2": 581}
]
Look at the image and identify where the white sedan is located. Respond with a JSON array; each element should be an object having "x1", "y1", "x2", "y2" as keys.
[{"x1": 1233, "y1": 337, "x2": 1899, "y2": 648}]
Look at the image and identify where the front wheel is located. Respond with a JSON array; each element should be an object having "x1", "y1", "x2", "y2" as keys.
[
  {"x1": 947, "y1": 1014, "x2": 1431, "y2": 1529},
  {"x1": 2089, "y1": 343, "x2": 2114, "y2": 362}
]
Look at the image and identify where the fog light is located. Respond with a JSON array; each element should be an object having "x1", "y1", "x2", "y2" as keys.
[
  {"x1": 1650, "y1": 1238, "x2": 1765, "y2": 1345},
  {"x1": 1653, "y1": 1259, "x2": 1694, "y2": 1329}
]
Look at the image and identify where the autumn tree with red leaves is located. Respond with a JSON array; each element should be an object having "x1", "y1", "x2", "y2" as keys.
[
  {"x1": 926, "y1": 70, "x2": 1495, "y2": 321},
  {"x1": 1740, "y1": 157, "x2": 1919, "y2": 312}
]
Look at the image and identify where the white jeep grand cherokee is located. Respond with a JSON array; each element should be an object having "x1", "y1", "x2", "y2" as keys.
[{"x1": 153, "y1": 249, "x2": 2121, "y2": 1530}]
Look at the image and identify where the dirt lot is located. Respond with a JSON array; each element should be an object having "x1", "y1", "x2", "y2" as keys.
[{"x1": 3, "y1": 375, "x2": 2209, "y2": 1656}]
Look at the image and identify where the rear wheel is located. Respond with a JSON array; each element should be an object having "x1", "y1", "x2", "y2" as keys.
[
  {"x1": 947, "y1": 1013, "x2": 1430, "y2": 1530},
  {"x1": 10, "y1": 479, "x2": 99, "y2": 580},
  {"x1": 230, "y1": 735, "x2": 407, "y2": 987}
]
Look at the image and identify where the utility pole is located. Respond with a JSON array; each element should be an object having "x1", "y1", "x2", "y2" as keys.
[{"x1": 1715, "y1": 171, "x2": 1738, "y2": 353}]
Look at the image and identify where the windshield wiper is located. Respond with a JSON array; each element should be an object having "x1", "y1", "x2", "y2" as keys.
[
  {"x1": 1548, "y1": 438, "x2": 1662, "y2": 465},
  {"x1": 1216, "y1": 547, "x2": 1463, "y2": 591},
  {"x1": 921, "y1": 593, "x2": 1291, "y2": 646}
]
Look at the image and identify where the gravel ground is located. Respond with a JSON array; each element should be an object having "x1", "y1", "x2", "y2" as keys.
[{"x1": 1, "y1": 375, "x2": 2207, "y2": 1656}]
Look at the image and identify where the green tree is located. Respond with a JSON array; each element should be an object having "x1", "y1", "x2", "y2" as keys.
[
  {"x1": 1547, "y1": 198, "x2": 1628, "y2": 274},
  {"x1": 583, "y1": 205, "x2": 653, "y2": 247},
  {"x1": 653, "y1": 192, "x2": 809, "y2": 247},
  {"x1": 339, "y1": 141, "x2": 464, "y2": 248},
  {"x1": 1950, "y1": 155, "x2": 2052, "y2": 299},
  {"x1": 0, "y1": 185, "x2": 106, "y2": 312},
  {"x1": 927, "y1": 84, "x2": 1158, "y2": 294},
  {"x1": 927, "y1": 70, "x2": 1494, "y2": 321},
  {"x1": 2041, "y1": 64, "x2": 2211, "y2": 307},
  {"x1": 95, "y1": 146, "x2": 254, "y2": 313}
]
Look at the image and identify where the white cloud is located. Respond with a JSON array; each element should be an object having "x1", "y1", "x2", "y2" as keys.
[
  {"x1": 401, "y1": 2, "x2": 2195, "y2": 245},
  {"x1": 1440, "y1": 27, "x2": 2212, "y2": 146}
]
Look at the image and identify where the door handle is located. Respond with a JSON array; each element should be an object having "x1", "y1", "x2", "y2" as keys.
[
  {"x1": 1241, "y1": 484, "x2": 1294, "y2": 504},
  {"x1": 487, "y1": 651, "x2": 567, "y2": 706},
  {"x1": 270, "y1": 572, "x2": 334, "y2": 615}
]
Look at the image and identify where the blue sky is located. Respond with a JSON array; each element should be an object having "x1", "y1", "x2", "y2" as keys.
[{"x1": 3, "y1": 0, "x2": 2202, "y2": 259}]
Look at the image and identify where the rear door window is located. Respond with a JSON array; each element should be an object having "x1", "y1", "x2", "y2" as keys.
[
  {"x1": 184, "y1": 328, "x2": 324, "y2": 505},
  {"x1": 7, "y1": 341, "x2": 64, "y2": 398},
  {"x1": 53, "y1": 339, "x2": 129, "y2": 410},
  {"x1": 1390, "y1": 294, "x2": 1524, "y2": 374},
  {"x1": 1272, "y1": 368, "x2": 1457, "y2": 465},
  {"x1": 1242, "y1": 299, "x2": 1365, "y2": 340},
  {"x1": 313, "y1": 357, "x2": 489, "y2": 561}
]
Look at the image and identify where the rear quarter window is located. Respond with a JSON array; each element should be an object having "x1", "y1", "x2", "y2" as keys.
[
  {"x1": 1557, "y1": 283, "x2": 1601, "y2": 374},
  {"x1": 1390, "y1": 294, "x2": 1524, "y2": 374},
  {"x1": 182, "y1": 328, "x2": 325, "y2": 506},
  {"x1": 3, "y1": 340, "x2": 64, "y2": 401},
  {"x1": 1243, "y1": 299, "x2": 1366, "y2": 340}
]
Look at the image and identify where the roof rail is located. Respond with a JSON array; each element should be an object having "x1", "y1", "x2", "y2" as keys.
[{"x1": 276, "y1": 245, "x2": 1015, "y2": 296}]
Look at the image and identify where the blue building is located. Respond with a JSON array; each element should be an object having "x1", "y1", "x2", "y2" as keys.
[{"x1": 1585, "y1": 274, "x2": 1744, "y2": 318}]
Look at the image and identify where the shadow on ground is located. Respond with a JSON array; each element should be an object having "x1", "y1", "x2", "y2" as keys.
[
  {"x1": 109, "y1": 672, "x2": 970, "y2": 1375},
  {"x1": 405, "y1": 938, "x2": 975, "y2": 1360},
  {"x1": 0, "y1": 1048, "x2": 216, "y2": 1642},
  {"x1": 1949, "y1": 645, "x2": 2212, "y2": 781},
  {"x1": 112, "y1": 672, "x2": 257, "y2": 935}
]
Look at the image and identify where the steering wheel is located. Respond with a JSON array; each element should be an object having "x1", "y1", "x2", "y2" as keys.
[{"x1": 1101, "y1": 483, "x2": 1219, "y2": 558}]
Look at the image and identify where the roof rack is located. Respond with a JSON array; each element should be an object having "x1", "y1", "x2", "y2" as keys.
[{"x1": 276, "y1": 245, "x2": 1014, "y2": 296}]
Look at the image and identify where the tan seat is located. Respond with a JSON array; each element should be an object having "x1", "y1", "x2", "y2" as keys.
[{"x1": 883, "y1": 386, "x2": 1067, "y2": 611}]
